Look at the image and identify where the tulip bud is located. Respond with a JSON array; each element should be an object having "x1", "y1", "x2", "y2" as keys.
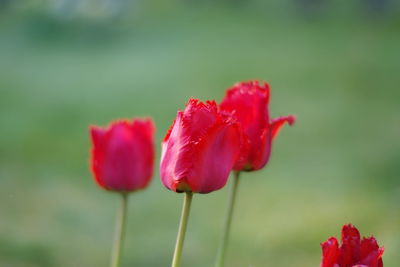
[
  {"x1": 220, "y1": 81, "x2": 295, "y2": 171},
  {"x1": 90, "y1": 118, "x2": 155, "y2": 192},
  {"x1": 160, "y1": 99, "x2": 242, "y2": 194},
  {"x1": 320, "y1": 224, "x2": 384, "y2": 267}
]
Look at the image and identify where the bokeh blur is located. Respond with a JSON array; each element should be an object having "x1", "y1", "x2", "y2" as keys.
[{"x1": 1, "y1": 0, "x2": 399, "y2": 266}]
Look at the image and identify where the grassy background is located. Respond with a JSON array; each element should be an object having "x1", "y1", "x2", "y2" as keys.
[{"x1": 0, "y1": 1, "x2": 400, "y2": 266}]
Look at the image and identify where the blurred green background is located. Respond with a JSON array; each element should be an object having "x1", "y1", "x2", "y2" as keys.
[{"x1": 1, "y1": 0, "x2": 399, "y2": 266}]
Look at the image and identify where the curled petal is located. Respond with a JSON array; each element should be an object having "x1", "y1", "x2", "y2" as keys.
[
  {"x1": 270, "y1": 115, "x2": 296, "y2": 140},
  {"x1": 249, "y1": 115, "x2": 295, "y2": 171}
]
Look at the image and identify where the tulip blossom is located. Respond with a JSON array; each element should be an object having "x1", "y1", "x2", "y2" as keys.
[
  {"x1": 90, "y1": 119, "x2": 155, "y2": 192},
  {"x1": 161, "y1": 98, "x2": 242, "y2": 194},
  {"x1": 320, "y1": 224, "x2": 384, "y2": 267},
  {"x1": 89, "y1": 118, "x2": 155, "y2": 267},
  {"x1": 215, "y1": 81, "x2": 295, "y2": 267},
  {"x1": 219, "y1": 80, "x2": 295, "y2": 171},
  {"x1": 161, "y1": 98, "x2": 241, "y2": 267}
]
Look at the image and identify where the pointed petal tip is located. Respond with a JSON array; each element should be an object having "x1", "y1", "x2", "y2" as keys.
[
  {"x1": 89, "y1": 124, "x2": 103, "y2": 133},
  {"x1": 132, "y1": 117, "x2": 156, "y2": 135},
  {"x1": 89, "y1": 125, "x2": 106, "y2": 144},
  {"x1": 321, "y1": 237, "x2": 339, "y2": 247},
  {"x1": 287, "y1": 115, "x2": 296, "y2": 125},
  {"x1": 342, "y1": 223, "x2": 359, "y2": 234}
]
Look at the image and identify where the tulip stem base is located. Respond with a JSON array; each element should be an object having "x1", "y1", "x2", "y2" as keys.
[
  {"x1": 110, "y1": 193, "x2": 128, "y2": 267},
  {"x1": 172, "y1": 192, "x2": 193, "y2": 267},
  {"x1": 215, "y1": 171, "x2": 241, "y2": 267}
]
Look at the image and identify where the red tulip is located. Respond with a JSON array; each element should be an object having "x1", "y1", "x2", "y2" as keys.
[
  {"x1": 321, "y1": 224, "x2": 384, "y2": 267},
  {"x1": 160, "y1": 99, "x2": 242, "y2": 194},
  {"x1": 219, "y1": 81, "x2": 295, "y2": 171},
  {"x1": 90, "y1": 118, "x2": 155, "y2": 192}
]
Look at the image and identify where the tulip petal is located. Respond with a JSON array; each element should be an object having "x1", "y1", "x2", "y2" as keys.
[
  {"x1": 340, "y1": 224, "x2": 361, "y2": 266},
  {"x1": 359, "y1": 237, "x2": 384, "y2": 267},
  {"x1": 90, "y1": 126, "x2": 106, "y2": 148},
  {"x1": 130, "y1": 119, "x2": 155, "y2": 189},
  {"x1": 270, "y1": 115, "x2": 296, "y2": 140},
  {"x1": 160, "y1": 112, "x2": 192, "y2": 192},
  {"x1": 182, "y1": 99, "x2": 218, "y2": 141},
  {"x1": 220, "y1": 81, "x2": 270, "y2": 140},
  {"x1": 101, "y1": 122, "x2": 138, "y2": 190},
  {"x1": 187, "y1": 122, "x2": 241, "y2": 193},
  {"x1": 250, "y1": 127, "x2": 272, "y2": 171},
  {"x1": 90, "y1": 126, "x2": 109, "y2": 190},
  {"x1": 251, "y1": 115, "x2": 295, "y2": 170},
  {"x1": 320, "y1": 237, "x2": 340, "y2": 267},
  {"x1": 252, "y1": 115, "x2": 296, "y2": 170}
]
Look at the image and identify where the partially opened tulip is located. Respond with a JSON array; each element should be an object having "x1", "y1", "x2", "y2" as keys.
[
  {"x1": 220, "y1": 80, "x2": 295, "y2": 171},
  {"x1": 89, "y1": 118, "x2": 155, "y2": 267},
  {"x1": 216, "y1": 81, "x2": 295, "y2": 267},
  {"x1": 161, "y1": 99, "x2": 242, "y2": 267},
  {"x1": 321, "y1": 224, "x2": 384, "y2": 267}
]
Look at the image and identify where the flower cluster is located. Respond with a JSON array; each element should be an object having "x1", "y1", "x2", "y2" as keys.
[
  {"x1": 89, "y1": 81, "x2": 295, "y2": 195},
  {"x1": 87, "y1": 80, "x2": 384, "y2": 267}
]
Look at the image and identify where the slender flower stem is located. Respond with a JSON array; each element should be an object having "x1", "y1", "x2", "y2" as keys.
[
  {"x1": 110, "y1": 193, "x2": 129, "y2": 267},
  {"x1": 215, "y1": 171, "x2": 241, "y2": 267},
  {"x1": 172, "y1": 192, "x2": 193, "y2": 267}
]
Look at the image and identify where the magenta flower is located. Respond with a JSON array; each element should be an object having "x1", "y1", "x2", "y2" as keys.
[
  {"x1": 321, "y1": 224, "x2": 384, "y2": 267},
  {"x1": 161, "y1": 98, "x2": 242, "y2": 194},
  {"x1": 220, "y1": 80, "x2": 295, "y2": 171},
  {"x1": 90, "y1": 118, "x2": 155, "y2": 192}
]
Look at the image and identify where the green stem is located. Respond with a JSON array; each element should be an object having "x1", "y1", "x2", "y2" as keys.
[
  {"x1": 110, "y1": 193, "x2": 128, "y2": 267},
  {"x1": 215, "y1": 171, "x2": 241, "y2": 267},
  {"x1": 171, "y1": 192, "x2": 193, "y2": 267}
]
